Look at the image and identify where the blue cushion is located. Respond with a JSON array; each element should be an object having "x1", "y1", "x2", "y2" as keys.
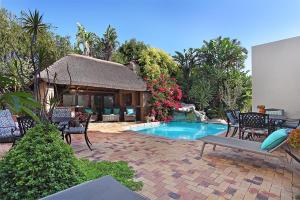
[
  {"x1": 113, "y1": 108, "x2": 120, "y2": 115},
  {"x1": 104, "y1": 108, "x2": 111, "y2": 115},
  {"x1": 126, "y1": 108, "x2": 135, "y2": 115},
  {"x1": 261, "y1": 129, "x2": 288, "y2": 151}
]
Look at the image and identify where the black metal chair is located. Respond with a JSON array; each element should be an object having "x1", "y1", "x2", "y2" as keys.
[
  {"x1": 239, "y1": 112, "x2": 270, "y2": 140},
  {"x1": 224, "y1": 110, "x2": 239, "y2": 137},
  {"x1": 51, "y1": 107, "x2": 72, "y2": 139},
  {"x1": 233, "y1": 109, "x2": 240, "y2": 122},
  {"x1": 281, "y1": 119, "x2": 300, "y2": 129},
  {"x1": 17, "y1": 116, "x2": 35, "y2": 136},
  {"x1": 0, "y1": 109, "x2": 20, "y2": 145},
  {"x1": 64, "y1": 114, "x2": 92, "y2": 150}
]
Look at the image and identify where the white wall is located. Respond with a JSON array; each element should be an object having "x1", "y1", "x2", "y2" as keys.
[{"x1": 252, "y1": 36, "x2": 300, "y2": 118}]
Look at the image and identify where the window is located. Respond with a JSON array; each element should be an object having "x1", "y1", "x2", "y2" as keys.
[
  {"x1": 104, "y1": 96, "x2": 114, "y2": 108},
  {"x1": 123, "y1": 94, "x2": 132, "y2": 106},
  {"x1": 63, "y1": 95, "x2": 76, "y2": 106},
  {"x1": 77, "y1": 95, "x2": 90, "y2": 107}
]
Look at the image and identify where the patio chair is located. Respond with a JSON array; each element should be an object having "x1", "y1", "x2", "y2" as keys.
[
  {"x1": 102, "y1": 107, "x2": 120, "y2": 122},
  {"x1": 265, "y1": 108, "x2": 285, "y2": 130},
  {"x1": 124, "y1": 107, "x2": 136, "y2": 122},
  {"x1": 51, "y1": 107, "x2": 72, "y2": 138},
  {"x1": 224, "y1": 110, "x2": 239, "y2": 137},
  {"x1": 281, "y1": 119, "x2": 300, "y2": 129},
  {"x1": 239, "y1": 112, "x2": 270, "y2": 140},
  {"x1": 199, "y1": 135, "x2": 287, "y2": 159},
  {"x1": 40, "y1": 175, "x2": 148, "y2": 200},
  {"x1": 64, "y1": 114, "x2": 92, "y2": 150},
  {"x1": 0, "y1": 109, "x2": 21, "y2": 145},
  {"x1": 17, "y1": 116, "x2": 35, "y2": 136}
]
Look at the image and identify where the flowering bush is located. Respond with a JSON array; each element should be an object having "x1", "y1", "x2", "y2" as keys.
[
  {"x1": 75, "y1": 112, "x2": 87, "y2": 123},
  {"x1": 146, "y1": 74, "x2": 182, "y2": 122},
  {"x1": 288, "y1": 129, "x2": 300, "y2": 149}
]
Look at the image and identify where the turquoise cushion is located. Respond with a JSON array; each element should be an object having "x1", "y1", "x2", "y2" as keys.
[
  {"x1": 261, "y1": 129, "x2": 288, "y2": 151},
  {"x1": 104, "y1": 108, "x2": 111, "y2": 115},
  {"x1": 84, "y1": 108, "x2": 93, "y2": 114},
  {"x1": 113, "y1": 108, "x2": 120, "y2": 115},
  {"x1": 126, "y1": 108, "x2": 135, "y2": 115}
]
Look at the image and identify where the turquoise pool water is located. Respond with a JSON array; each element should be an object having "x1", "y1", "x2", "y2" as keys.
[{"x1": 131, "y1": 121, "x2": 227, "y2": 140}]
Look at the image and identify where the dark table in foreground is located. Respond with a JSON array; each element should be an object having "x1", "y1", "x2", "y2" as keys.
[{"x1": 40, "y1": 176, "x2": 148, "y2": 200}]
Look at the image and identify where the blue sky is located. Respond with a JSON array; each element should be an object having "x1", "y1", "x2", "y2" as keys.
[{"x1": 1, "y1": 0, "x2": 300, "y2": 72}]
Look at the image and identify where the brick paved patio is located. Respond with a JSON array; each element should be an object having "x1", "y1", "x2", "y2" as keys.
[
  {"x1": 1, "y1": 123, "x2": 300, "y2": 200},
  {"x1": 73, "y1": 124, "x2": 300, "y2": 200}
]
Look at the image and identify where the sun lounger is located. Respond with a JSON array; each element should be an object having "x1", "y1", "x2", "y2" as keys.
[
  {"x1": 199, "y1": 135, "x2": 287, "y2": 158},
  {"x1": 40, "y1": 175, "x2": 148, "y2": 200}
]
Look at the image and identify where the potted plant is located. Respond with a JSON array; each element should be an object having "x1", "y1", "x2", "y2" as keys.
[
  {"x1": 287, "y1": 129, "x2": 300, "y2": 156},
  {"x1": 257, "y1": 105, "x2": 266, "y2": 113}
]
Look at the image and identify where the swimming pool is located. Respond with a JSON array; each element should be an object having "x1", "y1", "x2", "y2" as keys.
[{"x1": 130, "y1": 121, "x2": 227, "y2": 140}]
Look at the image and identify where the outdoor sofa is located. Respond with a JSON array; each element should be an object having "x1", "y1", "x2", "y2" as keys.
[{"x1": 102, "y1": 107, "x2": 120, "y2": 122}]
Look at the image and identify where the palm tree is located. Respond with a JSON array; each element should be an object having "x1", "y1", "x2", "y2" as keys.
[
  {"x1": 101, "y1": 25, "x2": 118, "y2": 61},
  {"x1": 21, "y1": 9, "x2": 47, "y2": 101},
  {"x1": 173, "y1": 48, "x2": 201, "y2": 102},
  {"x1": 76, "y1": 23, "x2": 92, "y2": 56}
]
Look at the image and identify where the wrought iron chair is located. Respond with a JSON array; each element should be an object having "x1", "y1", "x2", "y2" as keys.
[
  {"x1": 281, "y1": 119, "x2": 300, "y2": 129},
  {"x1": 17, "y1": 116, "x2": 35, "y2": 136},
  {"x1": 64, "y1": 114, "x2": 92, "y2": 150},
  {"x1": 0, "y1": 109, "x2": 21, "y2": 145},
  {"x1": 239, "y1": 112, "x2": 270, "y2": 140},
  {"x1": 233, "y1": 110, "x2": 240, "y2": 122},
  {"x1": 224, "y1": 110, "x2": 239, "y2": 137},
  {"x1": 265, "y1": 108, "x2": 285, "y2": 131},
  {"x1": 51, "y1": 107, "x2": 72, "y2": 138}
]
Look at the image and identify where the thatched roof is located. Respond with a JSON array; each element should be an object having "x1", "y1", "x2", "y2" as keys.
[{"x1": 39, "y1": 54, "x2": 147, "y2": 91}]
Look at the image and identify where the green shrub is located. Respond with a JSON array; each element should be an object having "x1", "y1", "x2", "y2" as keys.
[
  {"x1": 77, "y1": 159, "x2": 143, "y2": 191},
  {"x1": 0, "y1": 123, "x2": 84, "y2": 200},
  {"x1": 0, "y1": 123, "x2": 143, "y2": 199}
]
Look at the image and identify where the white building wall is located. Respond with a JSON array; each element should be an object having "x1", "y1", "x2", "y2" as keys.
[{"x1": 252, "y1": 36, "x2": 300, "y2": 118}]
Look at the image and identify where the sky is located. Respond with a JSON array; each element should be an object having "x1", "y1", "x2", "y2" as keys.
[{"x1": 1, "y1": 0, "x2": 300, "y2": 72}]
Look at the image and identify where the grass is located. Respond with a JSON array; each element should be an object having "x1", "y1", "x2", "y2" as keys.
[{"x1": 76, "y1": 159, "x2": 143, "y2": 191}]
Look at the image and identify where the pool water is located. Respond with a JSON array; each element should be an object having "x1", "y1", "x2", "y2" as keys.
[{"x1": 131, "y1": 121, "x2": 227, "y2": 140}]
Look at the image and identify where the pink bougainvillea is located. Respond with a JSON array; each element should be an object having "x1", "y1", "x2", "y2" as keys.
[{"x1": 147, "y1": 74, "x2": 182, "y2": 122}]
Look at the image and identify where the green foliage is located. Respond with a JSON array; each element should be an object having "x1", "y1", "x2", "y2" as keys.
[
  {"x1": 0, "y1": 8, "x2": 73, "y2": 92},
  {"x1": 139, "y1": 47, "x2": 178, "y2": 79},
  {"x1": 296, "y1": 194, "x2": 300, "y2": 200},
  {"x1": 176, "y1": 37, "x2": 251, "y2": 116},
  {"x1": 0, "y1": 124, "x2": 84, "y2": 200},
  {"x1": 113, "y1": 38, "x2": 148, "y2": 64},
  {"x1": 77, "y1": 159, "x2": 143, "y2": 191},
  {"x1": 201, "y1": 36, "x2": 247, "y2": 71},
  {"x1": 0, "y1": 75, "x2": 40, "y2": 121},
  {"x1": 189, "y1": 78, "x2": 213, "y2": 110},
  {"x1": 101, "y1": 25, "x2": 119, "y2": 61},
  {"x1": 173, "y1": 48, "x2": 201, "y2": 102},
  {"x1": 76, "y1": 23, "x2": 101, "y2": 57}
]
